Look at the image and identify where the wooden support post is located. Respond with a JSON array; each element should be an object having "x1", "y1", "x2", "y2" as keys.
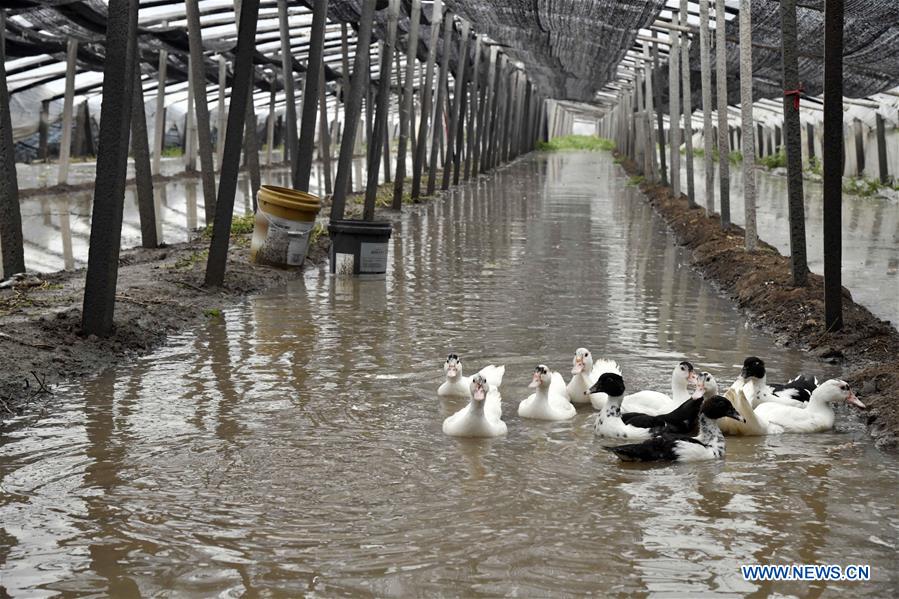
[
  {"x1": 58, "y1": 38, "x2": 78, "y2": 185},
  {"x1": 780, "y1": 0, "x2": 809, "y2": 286},
  {"x1": 739, "y1": 0, "x2": 757, "y2": 251},
  {"x1": 81, "y1": 0, "x2": 138, "y2": 336},
  {"x1": 443, "y1": 19, "x2": 469, "y2": 190},
  {"x1": 499, "y1": 65, "x2": 514, "y2": 164},
  {"x1": 381, "y1": 63, "x2": 392, "y2": 184},
  {"x1": 652, "y1": 39, "x2": 667, "y2": 185},
  {"x1": 806, "y1": 122, "x2": 815, "y2": 162},
  {"x1": 680, "y1": 0, "x2": 696, "y2": 206},
  {"x1": 204, "y1": 0, "x2": 260, "y2": 287},
  {"x1": 186, "y1": 0, "x2": 217, "y2": 223},
  {"x1": 428, "y1": 10, "x2": 453, "y2": 196},
  {"x1": 73, "y1": 101, "x2": 87, "y2": 157},
  {"x1": 393, "y1": 0, "x2": 421, "y2": 209},
  {"x1": 364, "y1": 0, "x2": 399, "y2": 220},
  {"x1": 294, "y1": 0, "x2": 328, "y2": 192},
  {"x1": 643, "y1": 49, "x2": 657, "y2": 181},
  {"x1": 478, "y1": 45, "x2": 498, "y2": 173},
  {"x1": 131, "y1": 68, "x2": 158, "y2": 248},
  {"x1": 757, "y1": 123, "x2": 764, "y2": 157},
  {"x1": 318, "y1": 66, "x2": 332, "y2": 195},
  {"x1": 699, "y1": 0, "x2": 714, "y2": 214},
  {"x1": 330, "y1": 0, "x2": 377, "y2": 220},
  {"x1": 217, "y1": 55, "x2": 227, "y2": 165},
  {"x1": 668, "y1": 16, "x2": 681, "y2": 197},
  {"x1": 0, "y1": 10, "x2": 25, "y2": 277},
  {"x1": 822, "y1": 0, "x2": 843, "y2": 331},
  {"x1": 277, "y1": 0, "x2": 297, "y2": 169},
  {"x1": 715, "y1": 0, "x2": 731, "y2": 227},
  {"x1": 876, "y1": 113, "x2": 889, "y2": 185},
  {"x1": 853, "y1": 119, "x2": 865, "y2": 176},
  {"x1": 152, "y1": 47, "x2": 167, "y2": 175}
]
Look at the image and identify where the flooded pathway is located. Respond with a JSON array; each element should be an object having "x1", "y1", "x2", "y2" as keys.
[{"x1": 2, "y1": 152, "x2": 897, "y2": 596}]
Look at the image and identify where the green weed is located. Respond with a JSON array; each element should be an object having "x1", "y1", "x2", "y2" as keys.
[{"x1": 537, "y1": 135, "x2": 615, "y2": 152}]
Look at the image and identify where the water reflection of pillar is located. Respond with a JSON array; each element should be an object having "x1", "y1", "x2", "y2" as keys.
[
  {"x1": 59, "y1": 197, "x2": 75, "y2": 270},
  {"x1": 206, "y1": 314, "x2": 243, "y2": 441},
  {"x1": 153, "y1": 186, "x2": 164, "y2": 244},
  {"x1": 186, "y1": 180, "x2": 198, "y2": 232},
  {"x1": 81, "y1": 371, "x2": 141, "y2": 595}
]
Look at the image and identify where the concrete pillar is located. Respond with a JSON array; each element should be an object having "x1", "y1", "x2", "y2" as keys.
[
  {"x1": 58, "y1": 38, "x2": 78, "y2": 185},
  {"x1": 739, "y1": 0, "x2": 757, "y2": 251}
]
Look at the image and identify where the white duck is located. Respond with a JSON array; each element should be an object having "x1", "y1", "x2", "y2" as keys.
[
  {"x1": 739, "y1": 356, "x2": 818, "y2": 409},
  {"x1": 604, "y1": 396, "x2": 746, "y2": 462},
  {"x1": 615, "y1": 361, "x2": 698, "y2": 415},
  {"x1": 720, "y1": 377, "x2": 782, "y2": 436},
  {"x1": 753, "y1": 379, "x2": 865, "y2": 434},
  {"x1": 518, "y1": 365, "x2": 576, "y2": 421},
  {"x1": 437, "y1": 353, "x2": 505, "y2": 397},
  {"x1": 566, "y1": 348, "x2": 621, "y2": 405},
  {"x1": 591, "y1": 372, "x2": 652, "y2": 440},
  {"x1": 443, "y1": 375, "x2": 507, "y2": 437}
]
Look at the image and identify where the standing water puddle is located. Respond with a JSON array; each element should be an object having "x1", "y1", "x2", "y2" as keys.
[{"x1": 2, "y1": 152, "x2": 897, "y2": 596}]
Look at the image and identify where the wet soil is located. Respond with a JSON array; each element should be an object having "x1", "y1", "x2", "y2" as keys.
[
  {"x1": 0, "y1": 229, "x2": 331, "y2": 419},
  {"x1": 618, "y1": 154, "x2": 899, "y2": 450}
]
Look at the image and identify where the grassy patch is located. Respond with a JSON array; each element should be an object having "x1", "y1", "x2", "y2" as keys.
[
  {"x1": 201, "y1": 214, "x2": 256, "y2": 240},
  {"x1": 161, "y1": 146, "x2": 184, "y2": 158},
  {"x1": 308, "y1": 222, "x2": 326, "y2": 247},
  {"x1": 806, "y1": 156, "x2": 822, "y2": 176},
  {"x1": 728, "y1": 151, "x2": 743, "y2": 164},
  {"x1": 173, "y1": 249, "x2": 208, "y2": 270},
  {"x1": 537, "y1": 135, "x2": 615, "y2": 152},
  {"x1": 759, "y1": 148, "x2": 787, "y2": 170},
  {"x1": 203, "y1": 308, "x2": 223, "y2": 319},
  {"x1": 627, "y1": 175, "x2": 645, "y2": 187},
  {"x1": 842, "y1": 177, "x2": 886, "y2": 198}
]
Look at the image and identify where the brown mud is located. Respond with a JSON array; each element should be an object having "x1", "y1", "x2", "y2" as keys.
[{"x1": 617, "y1": 154, "x2": 899, "y2": 450}]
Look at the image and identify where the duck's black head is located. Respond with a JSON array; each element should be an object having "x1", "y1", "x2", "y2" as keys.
[
  {"x1": 679, "y1": 361, "x2": 694, "y2": 372},
  {"x1": 590, "y1": 372, "x2": 625, "y2": 397},
  {"x1": 701, "y1": 395, "x2": 745, "y2": 422},
  {"x1": 740, "y1": 356, "x2": 765, "y2": 380}
]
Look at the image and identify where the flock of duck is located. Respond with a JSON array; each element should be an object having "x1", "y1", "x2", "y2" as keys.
[{"x1": 438, "y1": 351, "x2": 865, "y2": 462}]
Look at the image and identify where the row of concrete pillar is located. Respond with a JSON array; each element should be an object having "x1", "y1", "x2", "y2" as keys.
[{"x1": 594, "y1": 0, "x2": 849, "y2": 332}]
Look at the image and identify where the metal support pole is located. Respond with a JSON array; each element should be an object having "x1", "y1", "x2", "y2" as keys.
[
  {"x1": 715, "y1": 0, "x2": 731, "y2": 226},
  {"x1": 822, "y1": 0, "x2": 843, "y2": 331},
  {"x1": 428, "y1": 10, "x2": 453, "y2": 195},
  {"x1": 853, "y1": 119, "x2": 865, "y2": 176},
  {"x1": 152, "y1": 47, "x2": 167, "y2": 175},
  {"x1": 277, "y1": 0, "x2": 298, "y2": 169},
  {"x1": 184, "y1": 63, "x2": 197, "y2": 171},
  {"x1": 131, "y1": 68, "x2": 158, "y2": 248},
  {"x1": 0, "y1": 10, "x2": 25, "y2": 276},
  {"x1": 330, "y1": 0, "x2": 377, "y2": 220},
  {"x1": 364, "y1": 0, "x2": 399, "y2": 220},
  {"x1": 739, "y1": 0, "x2": 757, "y2": 250},
  {"x1": 204, "y1": 0, "x2": 260, "y2": 287},
  {"x1": 392, "y1": 0, "x2": 420, "y2": 209},
  {"x1": 444, "y1": 19, "x2": 469, "y2": 190},
  {"x1": 186, "y1": 0, "x2": 217, "y2": 223},
  {"x1": 780, "y1": 0, "x2": 808, "y2": 285},
  {"x1": 81, "y1": 0, "x2": 138, "y2": 336},
  {"x1": 294, "y1": 0, "x2": 328, "y2": 191},
  {"x1": 39, "y1": 100, "x2": 50, "y2": 161},
  {"x1": 58, "y1": 38, "x2": 78, "y2": 185}
]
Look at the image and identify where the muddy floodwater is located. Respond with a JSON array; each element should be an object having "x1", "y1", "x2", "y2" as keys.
[{"x1": 2, "y1": 152, "x2": 898, "y2": 596}]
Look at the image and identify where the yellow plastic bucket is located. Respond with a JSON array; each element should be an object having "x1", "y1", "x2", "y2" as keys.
[{"x1": 250, "y1": 185, "x2": 322, "y2": 267}]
